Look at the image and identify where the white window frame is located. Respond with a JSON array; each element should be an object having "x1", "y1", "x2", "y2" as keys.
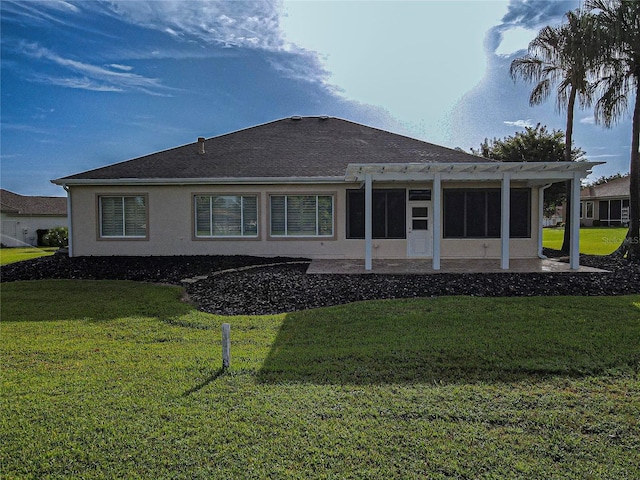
[
  {"x1": 99, "y1": 195, "x2": 147, "y2": 239},
  {"x1": 194, "y1": 194, "x2": 258, "y2": 238},
  {"x1": 585, "y1": 201, "x2": 594, "y2": 219},
  {"x1": 269, "y1": 194, "x2": 334, "y2": 238}
]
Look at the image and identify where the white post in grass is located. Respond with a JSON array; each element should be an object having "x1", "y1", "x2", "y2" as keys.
[{"x1": 222, "y1": 323, "x2": 230, "y2": 369}]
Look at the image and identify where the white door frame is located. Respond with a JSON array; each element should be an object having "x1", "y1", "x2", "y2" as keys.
[{"x1": 407, "y1": 198, "x2": 432, "y2": 257}]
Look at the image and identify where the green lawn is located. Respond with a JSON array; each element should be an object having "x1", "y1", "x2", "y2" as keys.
[
  {"x1": 2, "y1": 280, "x2": 639, "y2": 478},
  {"x1": 543, "y1": 227, "x2": 627, "y2": 255},
  {"x1": 0, "y1": 247, "x2": 58, "y2": 265}
]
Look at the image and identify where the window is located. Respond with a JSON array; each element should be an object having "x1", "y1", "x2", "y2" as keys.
[
  {"x1": 443, "y1": 188, "x2": 530, "y2": 238},
  {"x1": 195, "y1": 195, "x2": 258, "y2": 237},
  {"x1": 100, "y1": 195, "x2": 147, "y2": 238},
  {"x1": 347, "y1": 189, "x2": 406, "y2": 239},
  {"x1": 581, "y1": 201, "x2": 595, "y2": 219},
  {"x1": 270, "y1": 195, "x2": 333, "y2": 237}
]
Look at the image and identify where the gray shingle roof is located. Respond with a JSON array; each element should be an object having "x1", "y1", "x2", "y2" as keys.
[
  {"x1": 581, "y1": 176, "x2": 630, "y2": 199},
  {"x1": 55, "y1": 116, "x2": 488, "y2": 182},
  {"x1": 0, "y1": 190, "x2": 67, "y2": 216}
]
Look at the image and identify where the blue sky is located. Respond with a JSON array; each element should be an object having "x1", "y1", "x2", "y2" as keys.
[{"x1": 1, "y1": 0, "x2": 632, "y2": 196}]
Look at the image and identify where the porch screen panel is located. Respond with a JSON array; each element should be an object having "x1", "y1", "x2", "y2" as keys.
[
  {"x1": 466, "y1": 190, "x2": 487, "y2": 237},
  {"x1": 599, "y1": 201, "x2": 610, "y2": 225},
  {"x1": 385, "y1": 190, "x2": 406, "y2": 238},
  {"x1": 346, "y1": 189, "x2": 405, "y2": 239},
  {"x1": 443, "y1": 190, "x2": 465, "y2": 237},
  {"x1": 610, "y1": 200, "x2": 622, "y2": 222},
  {"x1": 443, "y1": 188, "x2": 530, "y2": 238},
  {"x1": 510, "y1": 189, "x2": 531, "y2": 237}
]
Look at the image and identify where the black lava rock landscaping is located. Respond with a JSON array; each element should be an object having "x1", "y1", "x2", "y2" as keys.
[{"x1": 2, "y1": 253, "x2": 639, "y2": 315}]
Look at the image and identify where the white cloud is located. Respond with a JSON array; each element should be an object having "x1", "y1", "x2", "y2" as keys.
[
  {"x1": 504, "y1": 119, "x2": 534, "y2": 128},
  {"x1": 580, "y1": 116, "x2": 596, "y2": 125},
  {"x1": 17, "y1": 41, "x2": 171, "y2": 95},
  {"x1": 280, "y1": 1, "x2": 509, "y2": 144},
  {"x1": 108, "y1": 63, "x2": 134, "y2": 71},
  {"x1": 103, "y1": 0, "x2": 287, "y2": 51},
  {"x1": 495, "y1": 26, "x2": 537, "y2": 55}
]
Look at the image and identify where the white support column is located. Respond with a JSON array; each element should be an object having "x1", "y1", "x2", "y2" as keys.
[
  {"x1": 365, "y1": 173, "x2": 373, "y2": 271},
  {"x1": 501, "y1": 173, "x2": 511, "y2": 270},
  {"x1": 432, "y1": 173, "x2": 441, "y2": 270},
  {"x1": 538, "y1": 186, "x2": 545, "y2": 257},
  {"x1": 570, "y1": 171, "x2": 581, "y2": 269},
  {"x1": 64, "y1": 185, "x2": 73, "y2": 257}
]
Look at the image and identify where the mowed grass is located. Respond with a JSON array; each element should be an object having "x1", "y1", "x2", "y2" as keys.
[
  {"x1": 2, "y1": 280, "x2": 639, "y2": 479},
  {"x1": 0, "y1": 247, "x2": 58, "y2": 265},
  {"x1": 543, "y1": 227, "x2": 628, "y2": 255}
]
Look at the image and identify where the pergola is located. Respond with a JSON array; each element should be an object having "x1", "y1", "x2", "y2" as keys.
[{"x1": 345, "y1": 161, "x2": 602, "y2": 271}]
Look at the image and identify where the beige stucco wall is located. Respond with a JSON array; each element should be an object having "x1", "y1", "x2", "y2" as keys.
[{"x1": 68, "y1": 181, "x2": 540, "y2": 259}]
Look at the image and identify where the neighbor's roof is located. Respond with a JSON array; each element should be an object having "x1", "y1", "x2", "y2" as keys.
[
  {"x1": 581, "y1": 176, "x2": 630, "y2": 199},
  {"x1": 53, "y1": 116, "x2": 491, "y2": 184},
  {"x1": 0, "y1": 189, "x2": 67, "y2": 216}
]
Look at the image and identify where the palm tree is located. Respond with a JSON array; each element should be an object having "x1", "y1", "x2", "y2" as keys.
[
  {"x1": 510, "y1": 9, "x2": 597, "y2": 253},
  {"x1": 587, "y1": 0, "x2": 640, "y2": 261}
]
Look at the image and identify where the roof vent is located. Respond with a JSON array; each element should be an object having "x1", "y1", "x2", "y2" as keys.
[
  {"x1": 319, "y1": 115, "x2": 329, "y2": 120},
  {"x1": 290, "y1": 115, "x2": 302, "y2": 121},
  {"x1": 197, "y1": 137, "x2": 205, "y2": 155}
]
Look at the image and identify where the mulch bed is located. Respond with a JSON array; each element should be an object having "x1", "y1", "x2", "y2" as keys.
[{"x1": 2, "y1": 251, "x2": 639, "y2": 315}]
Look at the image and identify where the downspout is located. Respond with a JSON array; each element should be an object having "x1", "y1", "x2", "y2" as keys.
[
  {"x1": 538, "y1": 183, "x2": 553, "y2": 259},
  {"x1": 63, "y1": 184, "x2": 73, "y2": 257}
]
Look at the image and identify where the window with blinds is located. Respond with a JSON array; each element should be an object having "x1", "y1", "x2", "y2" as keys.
[
  {"x1": 270, "y1": 195, "x2": 333, "y2": 237},
  {"x1": 100, "y1": 196, "x2": 147, "y2": 238},
  {"x1": 195, "y1": 195, "x2": 258, "y2": 237}
]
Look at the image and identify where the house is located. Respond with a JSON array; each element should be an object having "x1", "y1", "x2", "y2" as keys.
[
  {"x1": 1, "y1": 189, "x2": 68, "y2": 247},
  {"x1": 52, "y1": 116, "x2": 599, "y2": 270},
  {"x1": 580, "y1": 176, "x2": 630, "y2": 227}
]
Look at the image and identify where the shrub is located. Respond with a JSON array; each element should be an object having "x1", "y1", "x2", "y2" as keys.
[{"x1": 42, "y1": 227, "x2": 68, "y2": 248}]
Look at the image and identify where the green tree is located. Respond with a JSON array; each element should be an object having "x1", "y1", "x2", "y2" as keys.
[
  {"x1": 472, "y1": 124, "x2": 586, "y2": 217},
  {"x1": 510, "y1": 9, "x2": 597, "y2": 253},
  {"x1": 587, "y1": 0, "x2": 640, "y2": 260}
]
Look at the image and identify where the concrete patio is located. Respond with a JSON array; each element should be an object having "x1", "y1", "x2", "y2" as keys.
[{"x1": 307, "y1": 258, "x2": 609, "y2": 274}]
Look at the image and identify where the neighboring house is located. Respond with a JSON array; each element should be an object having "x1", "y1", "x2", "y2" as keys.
[
  {"x1": 543, "y1": 205, "x2": 564, "y2": 227},
  {"x1": 580, "y1": 176, "x2": 630, "y2": 227},
  {"x1": 52, "y1": 116, "x2": 599, "y2": 270},
  {"x1": 1, "y1": 189, "x2": 67, "y2": 247}
]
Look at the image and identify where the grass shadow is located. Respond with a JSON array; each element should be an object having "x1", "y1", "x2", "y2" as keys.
[
  {"x1": 257, "y1": 296, "x2": 640, "y2": 385},
  {"x1": 182, "y1": 368, "x2": 227, "y2": 397}
]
